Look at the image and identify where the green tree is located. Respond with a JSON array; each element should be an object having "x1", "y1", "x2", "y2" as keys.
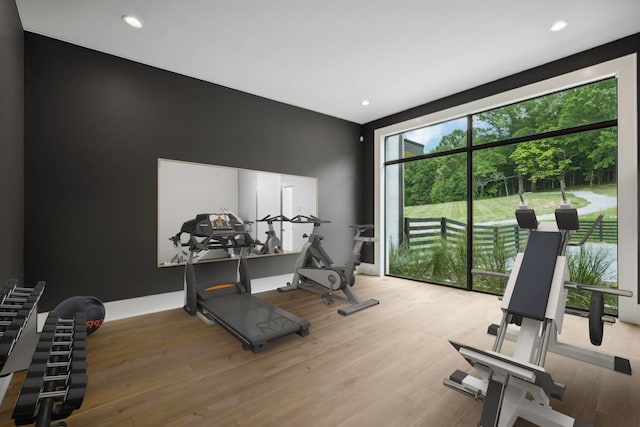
[
  {"x1": 404, "y1": 160, "x2": 438, "y2": 206},
  {"x1": 403, "y1": 78, "x2": 617, "y2": 202},
  {"x1": 479, "y1": 79, "x2": 616, "y2": 190},
  {"x1": 404, "y1": 129, "x2": 468, "y2": 206},
  {"x1": 558, "y1": 79, "x2": 617, "y2": 186},
  {"x1": 473, "y1": 146, "x2": 515, "y2": 197},
  {"x1": 430, "y1": 153, "x2": 466, "y2": 203},
  {"x1": 510, "y1": 136, "x2": 580, "y2": 191}
]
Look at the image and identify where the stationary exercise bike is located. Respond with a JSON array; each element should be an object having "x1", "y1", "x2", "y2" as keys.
[{"x1": 277, "y1": 215, "x2": 379, "y2": 316}]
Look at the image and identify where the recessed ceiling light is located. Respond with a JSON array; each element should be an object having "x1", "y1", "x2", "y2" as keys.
[
  {"x1": 122, "y1": 15, "x2": 143, "y2": 29},
  {"x1": 550, "y1": 20, "x2": 567, "y2": 32},
  {"x1": 361, "y1": 100, "x2": 370, "y2": 106}
]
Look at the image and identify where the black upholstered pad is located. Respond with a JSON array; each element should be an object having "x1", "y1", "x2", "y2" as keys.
[{"x1": 507, "y1": 231, "x2": 562, "y2": 321}]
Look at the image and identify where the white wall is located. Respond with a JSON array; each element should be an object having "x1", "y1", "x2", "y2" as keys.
[
  {"x1": 283, "y1": 174, "x2": 317, "y2": 252},
  {"x1": 256, "y1": 172, "x2": 283, "y2": 242},
  {"x1": 238, "y1": 169, "x2": 258, "y2": 238},
  {"x1": 157, "y1": 159, "x2": 239, "y2": 265}
]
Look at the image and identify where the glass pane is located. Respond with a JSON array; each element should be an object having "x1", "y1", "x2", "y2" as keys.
[
  {"x1": 471, "y1": 145, "x2": 518, "y2": 294},
  {"x1": 386, "y1": 153, "x2": 468, "y2": 288},
  {"x1": 472, "y1": 78, "x2": 617, "y2": 145},
  {"x1": 384, "y1": 134, "x2": 402, "y2": 163},
  {"x1": 471, "y1": 130, "x2": 618, "y2": 314},
  {"x1": 385, "y1": 117, "x2": 467, "y2": 162}
]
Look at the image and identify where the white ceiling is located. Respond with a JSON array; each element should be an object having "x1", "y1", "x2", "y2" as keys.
[{"x1": 15, "y1": 0, "x2": 640, "y2": 124}]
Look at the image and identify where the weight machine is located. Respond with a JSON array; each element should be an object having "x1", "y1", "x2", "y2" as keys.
[{"x1": 443, "y1": 193, "x2": 632, "y2": 426}]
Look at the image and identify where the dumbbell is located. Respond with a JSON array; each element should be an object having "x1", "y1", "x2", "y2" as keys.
[
  {"x1": 13, "y1": 310, "x2": 89, "y2": 426},
  {"x1": 0, "y1": 279, "x2": 19, "y2": 292},
  {"x1": 15, "y1": 372, "x2": 88, "y2": 423},
  {"x1": 13, "y1": 389, "x2": 40, "y2": 423},
  {"x1": 0, "y1": 279, "x2": 18, "y2": 295},
  {"x1": 0, "y1": 312, "x2": 31, "y2": 341},
  {"x1": 54, "y1": 374, "x2": 88, "y2": 419},
  {"x1": 0, "y1": 329, "x2": 20, "y2": 366}
]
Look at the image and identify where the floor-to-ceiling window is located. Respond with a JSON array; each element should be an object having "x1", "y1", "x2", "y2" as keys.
[
  {"x1": 385, "y1": 119, "x2": 468, "y2": 288},
  {"x1": 470, "y1": 78, "x2": 618, "y2": 312},
  {"x1": 376, "y1": 56, "x2": 637, "y2": 319}
]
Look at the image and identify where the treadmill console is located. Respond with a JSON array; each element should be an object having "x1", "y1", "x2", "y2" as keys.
[
  {"x1": 175, "y1": 211, "x2": 254, "y2": 254},
  {"x1": 192, "y1": 213, "x2": 245, "y2": 236},
  {"x1": 209, "y1": 214, "x2": 233, "y2": 230}
]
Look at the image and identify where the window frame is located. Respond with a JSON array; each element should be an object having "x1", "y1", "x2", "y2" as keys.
[{"x1": 372, "y1": 54, "x2": 638, "y2": 323}]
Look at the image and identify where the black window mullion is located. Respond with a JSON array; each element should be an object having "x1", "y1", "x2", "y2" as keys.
[
  {"x1": 384, "y1": 146, "x2": 467, "y2": 167},
  {"x1": 466, "y1": 115, "x2": 474, "y2": 291},
  {"x1": 384, "y1": 119, "x2": 616, "y2": 168},
  {"x1": 469, "y1": 119, "x2": 617, "y2": 151},
  {"x1": 382, "y1": 84, "x2": 618, "y2": 298}
]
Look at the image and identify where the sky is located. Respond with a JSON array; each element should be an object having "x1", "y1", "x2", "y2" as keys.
[{"x1": 404, "y1": 117, "x2": 466, "y2": 153}]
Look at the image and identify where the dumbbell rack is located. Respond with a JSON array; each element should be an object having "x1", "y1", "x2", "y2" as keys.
[
  {"x1": 0, "y1": 279, "x2": 46, "y2": 401},
  {"x1": 12, "y1": 311, "x2": 88, "y2": 426}
]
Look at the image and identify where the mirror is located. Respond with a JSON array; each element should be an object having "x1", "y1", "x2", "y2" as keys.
[{"x1": 157, "y1": 158, "x2": 318, "y2": 266}]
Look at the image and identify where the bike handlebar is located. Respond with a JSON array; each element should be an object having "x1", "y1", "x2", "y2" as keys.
[
  {"x1": 289, "y1": 215, "x2": 331, "y2": 224},
  {"x1": 259, "y1": 214, "x2": 291, "y2": 222}
]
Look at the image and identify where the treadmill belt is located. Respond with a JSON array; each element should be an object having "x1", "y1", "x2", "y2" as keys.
[{"x1": 201, "y1": 293, "x2": 303, "y2": 343}]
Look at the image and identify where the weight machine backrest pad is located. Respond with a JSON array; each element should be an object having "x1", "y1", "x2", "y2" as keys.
[
  {"x1": 507, "y1": 231, "x2": 562, "y2": 321},
  {"x1": 554, "y1": 208, "x2": 579, "y2": 231},
  {"x1": 515, "y1": 208, "x2": 538, "y2": 229}
]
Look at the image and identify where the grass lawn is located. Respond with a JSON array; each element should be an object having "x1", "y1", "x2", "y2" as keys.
[
  {"x1": 580, "y1": 183, "x2": 617, "y2": 197},
  {"x1": 405, "y1": 191, "x2": 593, "y2": 223}
]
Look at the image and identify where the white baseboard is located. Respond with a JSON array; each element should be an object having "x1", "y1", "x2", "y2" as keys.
[
  {"x1": 356, "y1": 262, "x2": 380, "y2": 276},
  {"x1": 37, "y1": 274, "x2": 294, "y2": 327},
  {"x1": 251, "y1": 273, "x2": 292, "y2": 293}
]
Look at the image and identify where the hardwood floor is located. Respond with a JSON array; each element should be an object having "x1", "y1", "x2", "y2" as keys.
[{"x1": 1, "y1": 275, "x2": 638, "y2": 426}]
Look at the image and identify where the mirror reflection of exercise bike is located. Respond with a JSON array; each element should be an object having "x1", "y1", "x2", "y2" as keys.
[
  {"x1": 253, "y1": 214, "x2": 286, "y2": 255},
  {"x1": 277, "y1": 215, "x2": 379, "y2": 316}
]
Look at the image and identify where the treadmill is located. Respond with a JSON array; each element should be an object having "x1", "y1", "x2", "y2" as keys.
[{"x1": 175, "y1": 212, "x2": 310, "y2": 353}]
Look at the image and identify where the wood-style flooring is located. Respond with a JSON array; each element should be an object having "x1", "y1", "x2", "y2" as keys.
[{"x1": 0, "y1": 275, "x2": 638, "y2": 426}]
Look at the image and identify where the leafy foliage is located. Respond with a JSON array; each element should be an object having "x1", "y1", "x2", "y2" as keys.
[
  {"x1": 389, "y1": 78, "x2": 620, "y2": 313},
  {"x1": 389, "y1": 232, "x2": 617, "y2": 313},
  {"x1": 401, "y1": 78, "x2": 617, "y2": 205},
  {"x1": 567, "y1": 245, "x2": 618, "y2": 314},
  {"x1": 388, "y1": 235, "x2": 468, "y2": 288}
]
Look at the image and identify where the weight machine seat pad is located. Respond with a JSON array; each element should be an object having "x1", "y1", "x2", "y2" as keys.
[
  {"x1": 200, "y1": 293, "x2": 309, "y2": 344},
  {"x1": 508, "y1": 231, "x2": 562, "y2": 321},
  {"x1": 449, "y1": 340, "x2": 565, "y2": 401}
]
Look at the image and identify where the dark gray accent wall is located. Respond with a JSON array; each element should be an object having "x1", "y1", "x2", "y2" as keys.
[
  {"x1": 24, "y1": 33, "x2": 362, "y2": 310},
  {"x1": 0, "y1": 2, "x2": 24, "y2": 281},
  {"x1": 360, "y1": 33, "x2": 640, "y2": 265}
]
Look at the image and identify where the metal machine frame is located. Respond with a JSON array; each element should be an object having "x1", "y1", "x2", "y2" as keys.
[
  {"x1": 444, "y1": 195, "x2": 632, "y2": 427},
  {"x1": 278, "y1": 215, "x2": 379, "y2": 316}
]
